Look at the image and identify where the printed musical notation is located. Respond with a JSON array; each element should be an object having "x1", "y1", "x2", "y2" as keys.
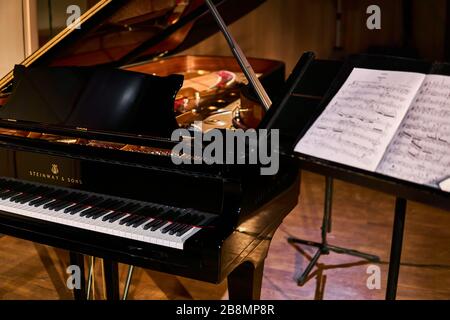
[
  {"x1": 295, "y1": 68, "x2": 426, "y2": 172},
  {"x1": 378, "y1": 75, "x2": 450, "y2": 187}
]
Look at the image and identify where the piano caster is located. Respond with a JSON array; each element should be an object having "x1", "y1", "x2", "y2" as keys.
[
  {"x1": 288, "y1": 177, "x2": 380, "y2": 286},
  {"x1": 227, "y1": 261, "x2": 265, "y2": 300}
]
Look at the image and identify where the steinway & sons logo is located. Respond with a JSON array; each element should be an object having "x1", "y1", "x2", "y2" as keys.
[
  {"x1": 51, "y1": 164, "x2": 59, "y2": 175},
  {"x1": 29, "y1": 164, "x2": 83, "y2": 185}
]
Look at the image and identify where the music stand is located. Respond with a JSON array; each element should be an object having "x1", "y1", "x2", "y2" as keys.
[{"x1": 288, "y1": 176, "x2": 380, "y2": 286}]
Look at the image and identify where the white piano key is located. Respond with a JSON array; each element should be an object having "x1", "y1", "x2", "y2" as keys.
[{"x1": 0, "y1": 192, "x2": 210, "y2": 250}]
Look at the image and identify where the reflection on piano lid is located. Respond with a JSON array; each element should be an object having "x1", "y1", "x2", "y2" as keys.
[
  {"x1": 1, "y1": 65, "x2": 183, "y2": 137},
  {"x1": 0, "y1": 0, "x2": 282, "y2": 136}
]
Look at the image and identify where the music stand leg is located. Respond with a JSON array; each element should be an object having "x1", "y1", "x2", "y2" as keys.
[
  {"x1": 288, "y1": 176, "x2": 380, "y2": 286},
  {"x1": 386, "y1": 198, "x2": 407, "y2": 300}
]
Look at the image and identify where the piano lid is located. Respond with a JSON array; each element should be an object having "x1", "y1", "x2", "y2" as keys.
[{"x1": 0, "y1": 0, "x2": 266, "y2": 94}]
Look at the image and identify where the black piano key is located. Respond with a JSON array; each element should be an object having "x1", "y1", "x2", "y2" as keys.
[
  {"x1": 43, "y1": 200, "x2": 61, "y2": 209},
  {"x1": 16, "y1": 193, "x2": 41, "y2": 204},
  {"x1": 86, "y1": 202, "x2": 114, "y2": 218},
  {"x1": 52, "y1": 201, "x2": 76, "y2": 212},
  {"x1": 101, "y1": 203, "x2": 141, "y2": 222},
  {"x1": 66, "y1": 197, "x2": 103, "y2": 215},
  {"x1": 145, "y1": 210, "x2": 176, "y2": 230},
  {"x1": 56, "y1": 193, "x2": 89, "y2": 210},
  {"x1": 8, "y1": 193, "x2": 27, "y2": 202},
  {"x1": 31, "y1": 197, "x2": 56, "y2": 207},
  {"x1": 175, "y1": 215, "x2": 206, "y2": 237},
  {"x1": 1, "y1": 190, "x2": 22, "y2": 200},
  {"x1": 125, "y1": 215, "x2": 147, "y2": 227},
  {"x1": 82, "y1": 207, "x2": 102, "y2": 218},
  {"x1": 142, "y1": 213, "x2": 168, "y2": 229},
  {"x1": 90, "y1": 209, "x2": 110, "y2": 220},
  {"x1": 21, "y1": 189, "x2": 52, "y2": 205},
  {"x1": 79, "y1": 206, "x2": 99, "y2": 217},
  {"x1": 161, "y1": 223, "x2": 177, "y2": 234},
  {"x1": 150, "y1": 220, "x2": 168, "y2": 232},
  {"x1": 65, "y1": 204, "x2": 84, "y2": 215},
  {"x1": 45, "y1": 192, "x2": 80, "y2": 210},
  {"x1": 168, "y1": 224, "x2": 184, "y2": 235},
  {"x1": 102, "y1": 211, "x2": 120, "y2": 222},
  {"x1": 13, "y1": 186, "x2": 47, "y2": 203},
  {"x1": 31, "y1": 190, "x2": 67, "y2": 207},
  {"x1": 66, "y1": 204, "x2": 90, "y2": 215},
  {"x1": 28, "y1": 189, "x2": 60, "y2": 205},
  {"x1": 163, "y1": 219, "x2": 190, "y2": 234},
  {"x1": 143, "y1": 219, "x2": 157, "y2": 230},
  {"x1": 61, "y1": 203, "x2": 77, "y2": 213},
  {"x1": 162, "y1": 213, "x2": 192, "y2": 234},
  {"x1": 9, "y1": 186, "x2": 39, "y2": 202},
  {"x1": 124, "y1": 216, "x2": 140, "y2": 226},
  {"x1": 119, "y1": 214, "x2": 138, "y2": 225},
  {"x1": 175, "y1": 225, "x2": 193, "y2": 237},
  {"x1": 108, "y1": 213, "x2": 128, "y2": 223},
  {"x1": 132, "y1": 217, "x2": 151, "y2": 228},
  {"x1": 0, "y1": 188, "x2": 12, "y2": 196},
  {"x1": 168, "y1": 216, "x2": 197, "y2": 235}
]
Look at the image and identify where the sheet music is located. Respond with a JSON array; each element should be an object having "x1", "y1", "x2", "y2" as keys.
[
  {"x1": 377, "y1": 74, "x2": 450, "y2": 188},
  {"x1": 295, "y1": 68, "x2": 426, "y2": 171}
]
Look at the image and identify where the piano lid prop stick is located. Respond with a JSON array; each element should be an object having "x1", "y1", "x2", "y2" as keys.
[{"x1": 205, "y1": 0, "x2": 272, "y2": 111}]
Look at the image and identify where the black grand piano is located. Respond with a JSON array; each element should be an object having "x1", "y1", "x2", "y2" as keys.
[{"x1": 0, "y1": 0, "x2": 335, "y2": 300}]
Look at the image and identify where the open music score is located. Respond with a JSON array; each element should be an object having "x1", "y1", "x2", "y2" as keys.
[{"x1": 296, "y1": 68, "x2": 450, "y2": 191}]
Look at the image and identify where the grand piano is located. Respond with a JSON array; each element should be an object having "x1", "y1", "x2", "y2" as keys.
[{"x1": 0, "y1": 0, "x2": 330, "y2": 300}]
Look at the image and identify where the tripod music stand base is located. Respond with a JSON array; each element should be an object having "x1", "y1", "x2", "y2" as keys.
[{"x1": 287, "y1": 237, "x2": 380, "y2": 285}]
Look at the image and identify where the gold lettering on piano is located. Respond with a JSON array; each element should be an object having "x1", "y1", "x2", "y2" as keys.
[{"x1": 28, "y1": 164, "x2": 83, "y2": 185}]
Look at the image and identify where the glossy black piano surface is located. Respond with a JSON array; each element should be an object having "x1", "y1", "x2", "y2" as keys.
[{"x1": 0, "y1": 0, "x2": 318, "y2": 300}]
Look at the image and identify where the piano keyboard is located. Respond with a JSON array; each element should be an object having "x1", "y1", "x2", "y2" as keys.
[{"x1": 0, "y1": 179, "x2": 213, "y2": 250}]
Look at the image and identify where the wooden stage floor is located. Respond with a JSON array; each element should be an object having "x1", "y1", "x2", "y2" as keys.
[{"x1": 1, "y1": 171, "x2": 450, "y2": 300}]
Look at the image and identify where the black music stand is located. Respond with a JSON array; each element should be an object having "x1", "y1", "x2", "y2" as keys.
[
  {"x1": 289, "y1": 53, "x2": 450, "y2": 300},
  {"x1": 288, "y1": 176, "x2": 380, "y2": 286}
]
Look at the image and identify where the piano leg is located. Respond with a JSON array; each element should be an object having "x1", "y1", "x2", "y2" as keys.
[
  {"x1": 69, "y1": 252, "x2": 86, "y2": 300},
  {"x1": 227, "y1": 261, "x2": 265, "y2": 300},
  {"x1": 102, "y1": 259, "x2": 120, "y2": 300}
]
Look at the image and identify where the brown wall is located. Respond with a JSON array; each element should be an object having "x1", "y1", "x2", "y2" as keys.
[{"x1": 182, "y1": 0, "x2": 448, "y2": 74}]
